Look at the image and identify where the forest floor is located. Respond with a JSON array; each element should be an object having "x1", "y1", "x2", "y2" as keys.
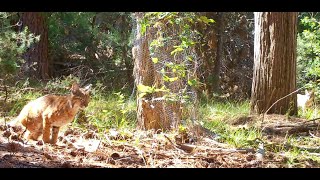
[{"x1": 1, "y1": 114, "x2": 320, "y2": 168}]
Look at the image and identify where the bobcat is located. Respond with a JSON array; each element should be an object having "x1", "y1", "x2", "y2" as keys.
[
  {"x1": 11, "y1": 82, "x2": 91, "y2": 144},
  {"x1": 297, "y1": 89, "x2": 314, "y2": 113}
]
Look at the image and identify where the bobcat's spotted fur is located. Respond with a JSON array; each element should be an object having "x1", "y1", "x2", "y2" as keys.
[{"x1": 12, "y1": 83, "x2": 91, "y2": 144}]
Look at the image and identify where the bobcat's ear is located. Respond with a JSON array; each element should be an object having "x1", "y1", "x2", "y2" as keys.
[
  {"x1": 70, "y1": 82, "x2": 80, "y2": 93},
  {"x1": 84, "y1": 84, "x2": 92, "y2": 92}
]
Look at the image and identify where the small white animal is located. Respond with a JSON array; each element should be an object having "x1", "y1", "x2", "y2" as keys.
[{"x1": 297, "y1": 90, "x2": 314, "y2": 113}]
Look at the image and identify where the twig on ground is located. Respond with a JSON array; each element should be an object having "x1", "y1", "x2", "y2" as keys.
[
  {"x1": 163, "y1": 134, "x2": 191, "y2": 153},
  {"x1": 133, "y1": 146, "x2": 147, "y2": 166},
  {"x1": 301, "y1": 117, "x2": 320, "y2": 124},
  {"x1": 103, "y1": 134, "x2": 113, "y2": 146},
  {"x1": 264, "y1": 87, "x2": 304, "y2": 116},
  {"x1": 309, "y1": 131, "x2": 320, "y2": 139},
  {"x1": 163, "y1": 135, "x2": 178, "y2": 148}
]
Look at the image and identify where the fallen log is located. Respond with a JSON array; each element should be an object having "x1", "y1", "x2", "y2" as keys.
[{"x1": 262, "y1": 119, "x2": 320, "y2": 135}]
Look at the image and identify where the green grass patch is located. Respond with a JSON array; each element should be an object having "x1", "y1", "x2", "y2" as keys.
[
  {"x1": 198, "y1": 100, "x2": 262, "y2": 148},
  {"x1": 78, "y1": 89, "x2": 137, "y2": 133},
  {"x1": 199, "y1": 100, "x2": 250, "y2": 122}
]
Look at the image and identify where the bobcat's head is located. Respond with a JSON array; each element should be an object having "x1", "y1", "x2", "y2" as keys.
[{"x1": 70, "y1": 82, "x2": 92, "y2": 109}]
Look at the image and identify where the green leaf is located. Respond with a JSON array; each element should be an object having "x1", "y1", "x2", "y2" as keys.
[
  {"x1": 152, "y1": 57, "x2": 159, "y2": 64},
  {"x1": 138, "y1": 92, "x2": 147, "y2": 98},
  {"x1": 199, "y1": 16, "x2": 215, "y2": 24},
  {"x1": 188, "y1": 79, "x2": 198, "y2": 86},
  {"x1": 137, "y1": 84, "x2": 153, "y2": 93},
  {"x1": 163, "y1": 75, "x2": 179, "y2": 82},
  {"x1": 170, "y1": 46, "x2": 184, "y2": 55},
  {"x1": 187, "y1": 56, "x2": 193, "y2": 61},
  {"x1": 150, "y1": 40, "x2": 158, "y2": 47},
  {"x1": 154, "y1": 86, "x2": 169, "y2": 93}
]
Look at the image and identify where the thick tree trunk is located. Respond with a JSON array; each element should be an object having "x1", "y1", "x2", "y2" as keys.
[
  {"x1": 133, "y1": 13, "x2": 166, "y2": 130},
  {"x1": 133, "y1": 13, "x2": 182, "y2": 131},
  {"x1": 250, "y1": 12, "x2": 298, "y2": 115},
  {"x1": 21, "y1": 12, "x2": 49, "y2": 80}
]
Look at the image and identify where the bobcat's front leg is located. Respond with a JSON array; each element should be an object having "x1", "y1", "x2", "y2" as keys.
[
  {"x1": 51, "y1": 126, "x2": 60, "y2": 144},
  {"x1": 42, "y1": 117, "x2": 52, "y2": 144}
]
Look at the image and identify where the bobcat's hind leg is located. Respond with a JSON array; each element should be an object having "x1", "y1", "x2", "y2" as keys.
[
  {"x1": 23, "y1": 118, "x2": 43, "y2": 141},
  {"x1": 42, "y1": 118, "x2": 52, "y2": 144},
  {"x1": 51, "y1": 126, "x2": 60, "y2": 144}
]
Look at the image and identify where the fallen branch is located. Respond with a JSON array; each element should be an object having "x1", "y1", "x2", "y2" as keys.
[
  {"x1": 163, "y1": 135, "x2": 187, "y2": 153},
  {"x1": 177, "y1": 143, "x2": 195, "y2": 153},
  {"x1": 300, "y1": 117, "x2": 320, "y2": 125},
  {"x1": 262, "y1": 120, "x2": 320, "y2": 135},
  {"x1": 164, "y1": 135, "x2": 200, "y2": 153}
]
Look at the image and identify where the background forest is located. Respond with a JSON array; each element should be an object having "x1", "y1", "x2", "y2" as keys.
[{"x1": 0, "y1": 12, "x2": 320, "y2": 168}]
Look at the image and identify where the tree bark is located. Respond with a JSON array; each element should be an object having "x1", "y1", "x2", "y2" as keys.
[
  {"x1": 133, "y1": 13, "x2": 165, "y2": 130},
  {"x1": 21, "y1": 12, "x2": 49, "y2": 80},
  {"x1": 250, "y1": 12, "x2": 298, "y2": 115},
  {"x1": 133, "y1": 13, "x2": 182, "y2": 131}
]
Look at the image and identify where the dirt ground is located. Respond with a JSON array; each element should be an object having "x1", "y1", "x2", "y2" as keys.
[{"x1": 1, "y1": 115, "x2": 320, "y2": 168}]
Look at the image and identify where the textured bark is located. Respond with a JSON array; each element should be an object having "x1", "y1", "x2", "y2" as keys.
[
  {"x1": 250, "y1": 12, "x2": 298, "y2": 115},
  {"x1": 21, "y1": 12, "x2": 49, "y2": 80},
  {"x1": 133, "y1": 13, "x2": 182, "y2": 130},
  {"x1": 133, "y1": 13, "x2": 165, "y2": 130}
]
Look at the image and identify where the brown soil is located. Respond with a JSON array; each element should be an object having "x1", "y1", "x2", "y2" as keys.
[{"x1": 1, "y1": 114, "x2": 320, "y2": 168}]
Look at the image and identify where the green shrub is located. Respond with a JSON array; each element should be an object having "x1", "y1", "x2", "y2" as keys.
[
  {"x1": 297, "y1": 14, "x2": 320, "y2": 101},
  {"x1": 0, "y1": 12, "x2": 39, "y2": 79}
]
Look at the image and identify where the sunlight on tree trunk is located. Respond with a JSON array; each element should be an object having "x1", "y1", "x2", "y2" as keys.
[
  {"x1": 250, "y1": 12, "x2": 298, "y2": 115},
  {"x1": 133, "y1": 13, "x2": 182, "y2": 131}
]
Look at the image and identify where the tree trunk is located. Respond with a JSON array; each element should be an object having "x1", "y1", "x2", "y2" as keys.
[
  {"x1": 133, "y1": 13, "x2": 182, "y2": 131},
  {"x1": 212, "y1": 12, "x2": 224, "y2": 93},
  {"x1": 250, "y1": 12, "x2": 298, "y2": 115},
  {"x1": 133, "y1": 13, "x2": 165, "y2": 130},
  {"x1": 21, "y1": 12, "x2": 49, "y2": 80}
]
